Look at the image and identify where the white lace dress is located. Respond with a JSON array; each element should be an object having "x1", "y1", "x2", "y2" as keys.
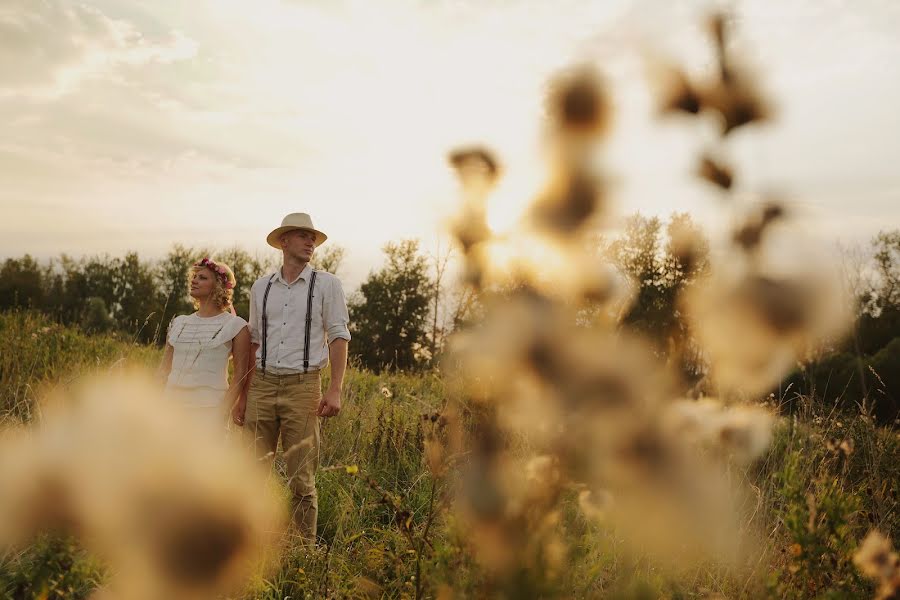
[{"x1": 165, "y1": 312, "x2": 248, "y2": 429}]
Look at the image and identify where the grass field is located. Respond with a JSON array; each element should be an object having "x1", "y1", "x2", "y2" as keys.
[{"x1": 1, "y1": 310, "x2": 898, "y2": 599}]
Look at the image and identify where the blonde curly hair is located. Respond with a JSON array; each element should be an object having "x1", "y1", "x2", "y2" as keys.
[{"x1": 187, "y1": 258, "x2": 236, "y2": 311}]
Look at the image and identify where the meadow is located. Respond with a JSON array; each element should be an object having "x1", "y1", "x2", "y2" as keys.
[{"x1": 1, "y1": 309, "x2": 897, "y2": 599}]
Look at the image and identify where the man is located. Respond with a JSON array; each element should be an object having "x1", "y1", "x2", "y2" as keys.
[{"x1": 233, "y1": 212, "x2": 350, "y2": 542}]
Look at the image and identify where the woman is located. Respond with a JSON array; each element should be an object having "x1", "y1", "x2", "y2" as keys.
[{"x1": 157, "y1": 257, "x2": 250, "y2": 431}]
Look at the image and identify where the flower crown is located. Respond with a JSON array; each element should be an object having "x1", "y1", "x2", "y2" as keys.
[{"x1": 195, "y1": 257, "x2": 235, "y2": 290}]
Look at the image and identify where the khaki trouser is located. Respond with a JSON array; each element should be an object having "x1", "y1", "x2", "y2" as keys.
[{"x1": 244, "y1": 371, "x2": 321, "y2": 541}]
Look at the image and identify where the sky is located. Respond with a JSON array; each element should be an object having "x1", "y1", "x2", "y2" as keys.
[{"x1": 1, "y1": 0, "x2": 899, "y2": 290}]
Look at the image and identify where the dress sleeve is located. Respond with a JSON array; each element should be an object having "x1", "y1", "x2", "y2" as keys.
[
  {"x1": 223, "y1": 315, "x2": 249, "y2": 342},
  {"x1": 166, "y1": 315, "x2": 183, "y2": 345}
]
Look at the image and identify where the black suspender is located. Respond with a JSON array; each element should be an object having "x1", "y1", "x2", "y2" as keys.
[
  {"x1": 260, "y1": 269, "x2": 318, "y2": 374},
  {"x1": 260, "y1": 274, "x2": 276, "y2": 373},
  {"x1": 304, "y1": 271, "x2": 318, "y2": 373}
]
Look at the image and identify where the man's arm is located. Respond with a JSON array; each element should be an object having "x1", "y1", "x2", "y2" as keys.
[
  {"x1": 228, "y1": 328, "x2": 250, "y2": 425},
  {"x1": 242, "y1": 277, "x2": 261, "y2": 409},
  {"x1": 317, "y1": 338, "x2": 348, "y2": 417},
  {"x1": 243, "y1": 343, "x2": 259, "y2": 397}
]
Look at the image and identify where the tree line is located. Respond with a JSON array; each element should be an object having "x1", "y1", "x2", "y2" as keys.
[{"x1": 2, "y1": 219, "x2": 898, "y2": 420}]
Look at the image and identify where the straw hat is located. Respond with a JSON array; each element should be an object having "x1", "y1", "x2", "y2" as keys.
[{"x1": 266, "y1": 213, "x2": 328, "y2": 249}]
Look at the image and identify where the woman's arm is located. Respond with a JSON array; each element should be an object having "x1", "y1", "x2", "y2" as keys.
[
  {"x1": 157, "y1": 343, "x2": 174, "y2": 384},
  {"x1": 228, "y1": 326, "x2": 251, "y2": 425}
]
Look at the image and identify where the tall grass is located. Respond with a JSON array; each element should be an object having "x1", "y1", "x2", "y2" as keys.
[{"x1": 1, "y1": 311, "x2": 897, "y2": 598}]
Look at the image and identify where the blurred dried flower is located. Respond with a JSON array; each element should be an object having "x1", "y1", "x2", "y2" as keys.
[
  {"x1": 666, "y1": 71, "x2": 702, "y2": 114},
  {"x1": 716, "y1": 407, "x2": 775, "y2": 462},
  {"x1": 732, "y1": 201, "x2": 785, "y2": 250},
  {"x1": 448, "y1": 147, "x2": 500, "y2": 183},
  {"x1": 649, "y1": 61, "x2": 702, "y2": 115},
  {"x1": 708, "y1": 12, "x2": 729, "y2": 80},
  {"x1": 839, "y1": 438, "x2": 855, "y2": 456},
  {"x1": 546, "y1": 65, "x2": 610, "y2": 139},
  {"x1": 683, "y1": 226, "x2": 851, "y2": 395},
  {"x1": 577, "y1": 488, "x2": 613, "y2": 522},
  {"x1": 531, "y1": 164, "x2": 605, "y2": 235},
  {"x1": 0, "y1": 373, "x2": 286, "y2": 600},
  {"x1": 701, "y1": 75, "x2": 771, "y2": 135},
  {"x1": 424, "y1": 439, "x2": 445, "y2": 477},
  {"x1": 665, "y1": 398, "x2": 774, "y2": 462},
  {"x1": 447, "y1": 146, "x2": 498, "y2": 255},
  {"x1": 854, "y1": 530, "x2": 899, "y2": 581},
  {"x1": 698, "y1": 155, "x2": 734, "y2": 190}
]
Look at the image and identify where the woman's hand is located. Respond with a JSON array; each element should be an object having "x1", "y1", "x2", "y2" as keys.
[{"x1": 231, "y1": 397, "x2": 246, "y2": 426}]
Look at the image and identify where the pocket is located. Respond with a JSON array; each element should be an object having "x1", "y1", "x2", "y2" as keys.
[{"x1": 304, "y1": 375, "x2": 322, "y2": 398}]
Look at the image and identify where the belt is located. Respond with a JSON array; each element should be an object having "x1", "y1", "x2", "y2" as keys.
[{"x1": 257, "y1": 370, "x2": 320, "y2": 382}]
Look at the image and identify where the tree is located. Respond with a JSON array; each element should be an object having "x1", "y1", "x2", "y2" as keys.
[
  {"x1": 60, "y1": 255, "x2": 118, "y2": 326},
  {"x1": 0, "y1": 256, "x2": 45, "y2": 310},
  {"x1": 348, "y1": 240, "x2": 432, "y2": 372},
  {"x1": 311, "y1": 245, "x2": 346, "y2": 277},
  {"x1": 424, "y1": 241, "x2": 455, "y2": 367},
  {"x1": 856, "y1": 231, "x2": 900, "y2": 356},
  {"x1": 154, "y1": 245, "x2": 198, "y2": 344},
  {"x1": 81, "y1": 297, "x2": 114, "y2": 334},
  {"x1": 112, "y1": 252, "x2": 159, "y2": 342},
  {"x1": 215, "y1": 247, "x2": 274, "y2": 320},
  {"x1": 605, "y1": 213, "x2": 708, "y2": 345}
]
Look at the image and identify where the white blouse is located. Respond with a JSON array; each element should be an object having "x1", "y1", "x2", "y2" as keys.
[{"x1": 166, "y1": 312, "x2": 248, "y2": 391}]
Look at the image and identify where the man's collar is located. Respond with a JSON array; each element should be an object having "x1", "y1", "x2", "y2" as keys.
[{"x1": 275, "y1": 263, "x2": 312, "y2": 285}]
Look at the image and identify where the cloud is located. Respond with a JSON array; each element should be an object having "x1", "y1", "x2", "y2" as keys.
[{"x1": 0, "y1": 0, "x2": 196, "y2": 99}]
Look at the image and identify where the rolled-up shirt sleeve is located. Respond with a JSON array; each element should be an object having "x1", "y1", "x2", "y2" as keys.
[
  {"x1": 248, "y1": 279, "x2": 262, "y2": 345},
  {"x1": 325, "y1": 276, "x2": 351, "y2": 344}
]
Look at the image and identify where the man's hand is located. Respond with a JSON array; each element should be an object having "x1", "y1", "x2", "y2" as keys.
[
  {"x1": 231, "y1": 397, "x2": 247, "y2": 426},
  {"x1": 317, "y1": 388, "x2": 342, "y2": 418}
]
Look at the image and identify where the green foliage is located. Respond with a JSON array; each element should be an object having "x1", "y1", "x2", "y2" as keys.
[
  {"x1": 311, "y1": 244, "x2": 346, "y2": 277},
  {"x1": 0, "y1": 255, "x2": 46, "y2": 310},
  {"x1": 0, "y1": 245, "x2": 278, "y2": 345},
  {"x1": 757, "y1": 401, "x2": 899, "y2": 599},
  {"x1": 785, "y1": 339, "x2": 900, "y2": 425},
  {"x1": 349, "y1": 240, "x2": 433, "y2": 372},
  {"x1": 79, "y1": 297, "x2": 114, "y2": 334},
  {"x1": 0, "y1": 535, "x2": 106, "y2": 600},
  {"x1": 1, "y1": 313, "x2": 897, "y2": 599},
  {"x1": 0, "y1": 311, "x2": 159, "y2": 422},
  {"x1": 607, "y1": 213, "x2": 708, "y2": 343},
  {"x1": 784, "y1": 230, "x2": 900, "y2": 424}
]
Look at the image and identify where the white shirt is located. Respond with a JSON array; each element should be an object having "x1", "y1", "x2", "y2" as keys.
[
  {"x1": 166, "y1": 312, "x2": 248, "y2": 392},
  {"x1": 248, "y1": 264, "x2": 351, "y2": 373}
]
